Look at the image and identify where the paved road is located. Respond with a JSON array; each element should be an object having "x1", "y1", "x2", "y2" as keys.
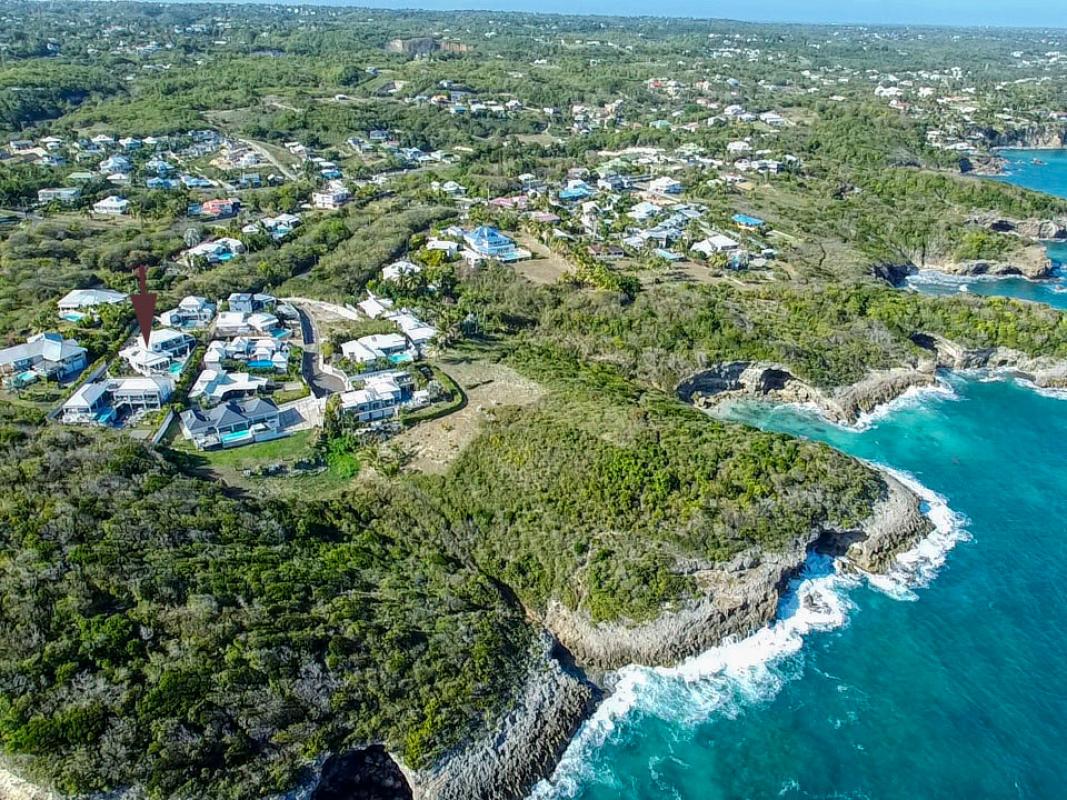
[{"x1": 294, "y1": 306, "x2": 345, "y2": 398}]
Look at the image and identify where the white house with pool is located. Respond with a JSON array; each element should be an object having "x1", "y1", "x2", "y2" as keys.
[
  {"x1": 119, "y1": 329, "x2": 195, "y2": 377},
  {"x1": 57, "y1": 288, "x2": 127, "y2": 322}
]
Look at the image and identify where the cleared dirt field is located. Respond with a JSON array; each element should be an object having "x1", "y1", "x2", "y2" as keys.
[
  {"x1": 512, "y1": 233, "x2": 575, "y2": 284},
  {"x1": 393, "y1": 359, "x2": 544, "y2": 474}
]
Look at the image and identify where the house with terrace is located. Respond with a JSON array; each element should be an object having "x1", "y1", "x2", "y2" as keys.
[
  {"x1": 227, "y1": 293, "x2": 275, "y2": 314},
  {"x1": 189, "y1": 369, "x2": 268, "y2": 404},
  {"x1": 0, "y1": 332, "x2": 87, "y2": 388},
  {"x1": 243, "y1": 213, "x2": 301, "y2": 241},
  {"x1": 386, "y1": 311, "x2": 437, "y2": 354},
  {"x1": 215, "y1": 310, "x2": 287, "y2": 339},
  {"x1": 119, "y1": 329, "x2": 195, "y2": 377},
  {"x1": 181, "y1": 237, "x2": 245, "y2": 266},
  {"x1": 62, "y1": 376, "x2": 173, "y2": 425},
  {"x1": 205, "y1": 337, "x2": 290, "y2": 372},
  {"x1": 463, "y1": 226, "x2": 530, "y2": 262},
  {"x1": 649, "y1": 176, "x2": 683, "y2": 195},
  {"x1": 339, "y1": 333, "x2": 413, "y2": 372},
  {"x1": 159, "y1": 296, "x2": 215, "y2": 329},
  {"x1": 179, "y1": 397, "x2": 285, "y2": 450},
  {"x1": 92, "y1": 196, "x2": 129, "y2": 215},
  {"x1": 57, "y1": 288, "x2": 127, "y2": 321},
  {"x1": 37, "y1": 187, "x2": 82, "y2": 206},
  {"x1": 691, "y1": 234, "x2": 740, "y2": 256},
  {"x1": 312, "y1": 181, "x2": 351, "y2": 210},
  {"x1": 338, "y1": 373, "x2": 408, "y2": 423}
]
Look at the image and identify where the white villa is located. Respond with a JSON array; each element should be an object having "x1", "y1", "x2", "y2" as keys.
[
  {"x1": 189, "y1": 369, "x2": 268, "y2": 404},
  {"x1": 386, "y1": 311, "x2": 437, "y2": 352},
  {"x1": 215, "y1": 310, "x2": 286, "y2": 338},
  {"x1": 357, "y1": 293, "x2": 395, "y2": 319},
  {"x1": 181, "y1": 237, "x2": 245, "y2": 266},
  {"x1": 0, "y1": 332, "x2": 87, "y2": 387},
  {"x1": 57, "y1": 288, "x2": 127, "y2": 320},
  {"x1": 92, "y1": 196, "x2": 130, "y2": 215},
  {"x1": 159, "y1": 296, "x2": 216, "y2": 329},
  {"x1": 691, "y1": 234, "x2": 740, "y2": 256},
  {"x1": 382, "y1": 260, "x2": 422, "y2": 282},
  {"x1": 339, "y1": 374, "x2": 405, "y2": 423},
  {"x1": 119, "y1": 329, "x2": 195, "y2": 376},
  {"x1": 648, "y1": 176, "x2": 683, "y2": 195},
  {"x1": 205, "y1": 337, "x2": 290, "y2": 371},
  {"x1": 312, "y1": 180, "x2": 351, "y2": 209},
  {"x1": 62, "y1": 376, "x2": 174, "y2": 425}
]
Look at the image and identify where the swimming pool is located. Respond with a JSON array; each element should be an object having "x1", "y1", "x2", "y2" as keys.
[
  {"x1": 246, "y1": 360, "x2": 276, "y2": 370},
  {"x1": 220, "y1": 429, "x2": 253, "y2": 446},
  {"x1": 388, "y1": 353, "x2": 413, "y2": 365},
  {"x1": 60, "y1": 312, "x2": 85, "y2": 323},
  {"x1": 168, "y1": 362, "x2": 184, "y2": 375}
]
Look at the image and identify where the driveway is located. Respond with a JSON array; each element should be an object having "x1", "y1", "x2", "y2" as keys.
[{"x1": 292, "y1": 304, "x2": 346, "y2": 398}]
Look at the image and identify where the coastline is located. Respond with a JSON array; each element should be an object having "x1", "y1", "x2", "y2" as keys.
[
  {"x1": 0, "y1": 373, "x2": 1011, "y2": 800},
  {"x1": 528, "y1": 463, "x2": 969, "y2": 799},
  {"x1": 0, "y1": 455, "x2": 968, "y2": 800},
  {"x1": 677, "y1": 337, "x2": 1067, "y2": 429},
  {"x1": 403, "y1": 465, "x2": 935, "y2": 800}
]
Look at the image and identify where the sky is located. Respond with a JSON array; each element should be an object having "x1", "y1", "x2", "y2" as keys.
[{"x1": 324, "y1": 0, "x2": 1067, "y2": 28}]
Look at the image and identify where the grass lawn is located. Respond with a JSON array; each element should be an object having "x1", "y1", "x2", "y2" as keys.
[
  {"x1": 164, "y1": 428, "x2": 361, "y2": 498},
  {"x1": 168, "y1": 428, "x2": 314, "y2": 466}
]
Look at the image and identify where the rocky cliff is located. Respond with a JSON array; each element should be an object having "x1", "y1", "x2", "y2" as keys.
[
  {"x1": 977, "y1": 125, "x2": 1066, "y2": 150},
  {"x1": 677, "y1": 360, "x2": 938, "y2": 426},
  {"x1": 407, "y1": 637, "x2": 598, "y2": 800},
  {"x1": 542, "y1": 473, "x2": 930, "y2": 669}
]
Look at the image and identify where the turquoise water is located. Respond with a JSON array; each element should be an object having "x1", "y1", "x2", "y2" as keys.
[
  {"x1": 906, "y1": 150, "x2": 1067, "y2": 308},
  {"x1": 904, "y1": 264, "x2": 1067, "y2": 310},
  {"x1": 992, "y1": 148, "x2": 1067, "y2": 199},
  {"x1": 532, "y1": 375, "x2": 1067, "y2": 800},
  {"x1": 221, "y1": 429, "x2": 253, "y2": 444}
]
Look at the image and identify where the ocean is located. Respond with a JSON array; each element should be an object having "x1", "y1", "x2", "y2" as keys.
[
  {"x1": 531, "y1": 374, "x2": 1067, "y2": 799},
  {"x1": 907, "y1": 150, "x2": 1067, "y2": 308},
  {"x1": 992, "y1": 148, "x2": 1067, "y2": 199}
]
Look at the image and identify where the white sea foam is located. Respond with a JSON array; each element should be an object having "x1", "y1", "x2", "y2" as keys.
[
  {"x1": 862, "y1": 465, "x2": 971, "y2": 600},
  {"x1": 849, "y1": 378, "x2": 958, "y2": 431},
  {"x1": 1012, "y1": 376, "x2": 1067, "y2": 401},
  {"x1": 528, "y1": 466, "x2": 970, "y2": 800}
]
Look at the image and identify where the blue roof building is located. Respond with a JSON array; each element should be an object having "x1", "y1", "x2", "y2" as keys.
[{"x1": 464, "y1": 226, "x2": 522, "y2": 260}]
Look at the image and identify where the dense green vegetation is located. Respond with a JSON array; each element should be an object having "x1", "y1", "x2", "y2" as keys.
[
  {"x1": 0, "y1": 428, "x2": 532, "y2": 796},
  {"x1": 1, "y1": 2, "x2": 1067, "y2": 798}
]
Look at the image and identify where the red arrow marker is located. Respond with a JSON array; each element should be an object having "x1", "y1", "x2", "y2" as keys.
[{"x1": 130, "y1": 265, "x2": 157, "y2": 346}]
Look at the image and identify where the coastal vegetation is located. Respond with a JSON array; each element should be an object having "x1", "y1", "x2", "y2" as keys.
[{"x1": 1, "y1": 2, "x2": 1067, "y2": 798}]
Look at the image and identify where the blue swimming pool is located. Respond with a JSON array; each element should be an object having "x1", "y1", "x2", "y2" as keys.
[
  {"x1": 221, "y1": 429, "x2": 253, "y2": 445},
  {"x1": 389, "y1": 353, "x2": 413, "y2": 365},
  {"x1": 247, "y1": 360, "x2": 276, "y2": 370},
  {"x1": 60, "y1": 312, "x2": 84, "y2": 323},
  {"x1": 168, "y1": 362, "x2": 184, "y2": 375},
  {"x1": 13, "y1": 370, "x2": 38, "y2": 388}
]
